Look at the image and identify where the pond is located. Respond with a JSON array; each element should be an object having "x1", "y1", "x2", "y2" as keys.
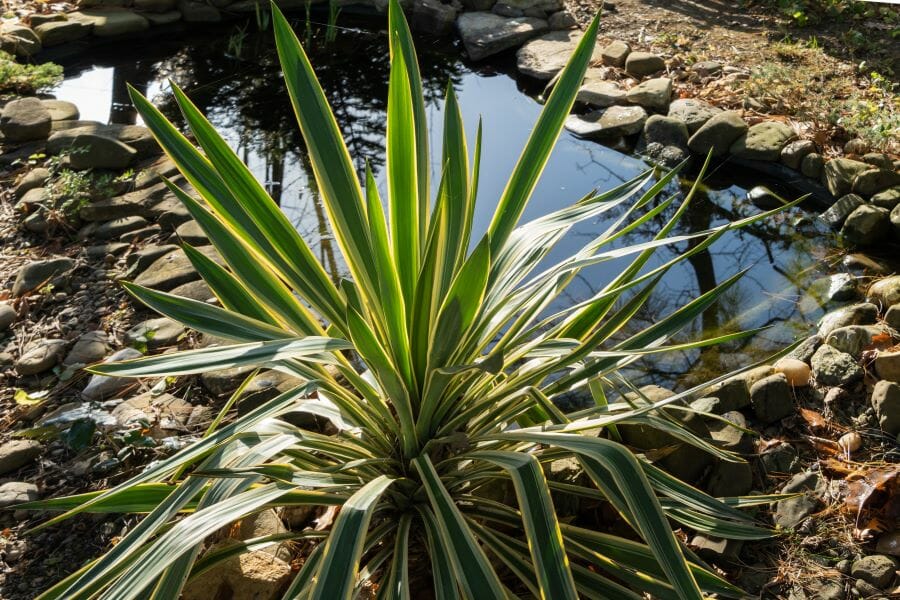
[{"x1": 51, "y1": 15, "x2": 850, "y2": 390}]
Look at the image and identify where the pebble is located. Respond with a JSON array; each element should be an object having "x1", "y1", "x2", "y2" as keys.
[
  {"x1": 837, "y1": 431, "x2": 862, "y2": 454},
  {"x1": 0, "y1": 481, "x2": 38, "y2": 508},
  {"x1": 0, "y1": 303, "x2": 16, "y2": 332},
  {"x1": 811, "y1": 344, "x2": 863, "y2": 387},
  {"x1": 15, "y1": 339, "x2": 68, "y2": 376},
  {"x1": 750, "y1": 373, "x2": 794, "y2": 424},
  {"x1": 0, "y1": 439, "x2": 42, "y2": 475},
  {"x1": 773, "y1": 357, "x2": 810, "y2": 387}
]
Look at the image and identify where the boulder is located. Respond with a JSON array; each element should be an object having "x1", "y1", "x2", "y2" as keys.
[
  {"x1": 15, "y1": 339, "x2": 68, "y2": 376},
  {"x1": 33, "y1": 20, "x2": 89, "y2": 46},
  {"x1": 143, "y1": 10, "x2": 182, "y2": 25},
  {"x1": 40, "y1": 100, "x2": 79, "y2": 122},
  {"x1": 48, "y1": 122, "x2": 159, "y2": 157},
  {"x1": 516, "y1": 30, "x2": 599, "y2": 80},
  {"x1": 852, "y1": 168, "x2": 900, "y2": 198},
  {"x1": 547, "y1": 10, "x2": 576, "y2": 29},
  {"x1": 705, "y1": 459, "x2": 752, "y2": 498},
  {"x1": 870, "y1": 380, "x2": 900, "y2": 437},
  {"x1": 599, "y1": 39, "x2": 629, "y2": 67},
  {"x1": 872, "y1": 187, "x2": 900, "y2": 210},
  {"x1": 93, "y1": 216, "x2": 149, "y2": 240},
  {"x1": 867, "y1": 276, "x2": 900, "y2": 307},
  {"x1": 1, "y1": 24, "x2": 41, "y2": 56},
  {"x1": 0, "y1": 97, "x2": 51, "y2": 142},
  {"x1": 0, "y1": 440, "x2": 42, "y2": 475},
  {"x1": 174, "y1": 220, "x2": 207, "y2": 244},
  {"x1": 12, "y1": 257, "x2": 75, "y2": 296},
  {"x1": 642, "y1": 115, "x2": 688, "y2": 149},
  {"x1": 750, "y1": 373, "x2": 793, "y2": 424},
  {"x1": 576, "y1": 78, "x2": 627, "y2": 107},
  {"x1": 133, "y1": 245, "x2": 222, "y2": 291},
  {"x1": 817, "y1": 302, "x2": 877, "y2": 337},
  {"x1": 182, "y1": 540, "x2": 291, "y2": 600},
  {"x1": 811, "y1": 344, "x2": 863, "y2": 387},
  {"x1": 687, "y1": 111, "x2": 747, "y2": 157},
  {"x1": 0, "y1": 482, "x2": 38, "y2": 509},
  {"x1": 729, "y1": 121, "x2": 795, "y2": 161},
  {"x1": 800, "y1": 152, "x2": 824, "y2": 178},
  {"x1": 169, "y1": 279, "x2": 215, "y2": 302},
  {"x1": 823, "y1": 157, "x2": 871, "y2": 197},
  {"x1": 125, "y1": 244, "x2": 179, "y2": 273},
  {"x1": 780, "y1": 139, "x2": 815, "y2": 169},
  {"x1": 759, "y1": 441, "x2": 799, "y2": 475},
  {"x1": 408, "y1": 0, "x2": 458, "y2": 34},
  {"x1": 457, "y1": 13, "x2": 547, "y2": 61},
  {"x1": 708, "y1": 410, "x2": 753, "y2": 454},
  {"x1": 850, "y1": 555, "x2": 897, "y2": 589},
  {"x1": 624, "y1": 51, "x2": 665, "y2": 77},
  {"x1": 69, "y1": 9, "x2": 150, "y2": 36},
  {"x1": 0, "y1": 303, "x2": 16, "y2": 331},
  {"x1": 625, "y1": 77, "x2": 672, "y2": 111},
  {"x1": 133, "y1": 0, "x2": 178, "y2": 11},
  {"x1": 564, "y1": 105, "x2": 647, "y2": 139},
  {"x1": 691, "y1": 61, "x2": 722, "y2": 78},
  {"x1": 67, "y1": 134, "x2": 138, "y2": 170},
  {"x1": 825, "y1": 325, "x2": 884, "y2": 359},
  {"x1": 820, "y1": 193, "x2": 865, "y2": 230},
  {"x1": 667, "y1": 98, "x2": 722, "y2": 133},
  {"x1": 13, "y1": 167, "x2": 50, "y2": 200},
  {"x1": 841, "y1": 204, "x2": 890, "y2": 245}
]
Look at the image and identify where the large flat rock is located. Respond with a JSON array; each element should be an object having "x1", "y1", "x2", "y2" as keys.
[
  {"x1": 457, "y1": 12, "x2": 547, "y2": 61},
  {"x1": 516, "y1": 30, "x2": 601, "y2": 80}
]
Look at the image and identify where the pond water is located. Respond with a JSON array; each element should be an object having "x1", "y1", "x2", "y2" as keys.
[{"x1": 51, "y1": 17, "x2": 849, "y2": 389}]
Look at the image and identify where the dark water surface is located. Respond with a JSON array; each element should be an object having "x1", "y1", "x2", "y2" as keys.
[{"x1": 52, "y1": 18, "x2": 844, "y2": 388}]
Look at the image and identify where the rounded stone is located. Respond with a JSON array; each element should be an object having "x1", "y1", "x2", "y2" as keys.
[
  {"x1": 773, "y1": 358, "x2": 810, "y2": 387},
  {"x1": 15, "y1": 339, "x2": 68, "y2": 376},
  {"x1": 729, "y1": 121, "x2": 796, "y2": 161},
  {"x1": 0, "y1": 97, "x2": 51, "y2": 142},
  {"x1": 687, "y1": 111, "x2": 747, "y2": 157},
  {"x1": 624, "y1": 51, "x2": 665, "y2": 77},
  {"x1": 0, "y1": 302, "x2": 16, "y2": 331},
  {"x1": 841, "y1": 205, "x2": 891, "y2": 246},
  {"x1": 850, "y1": 555, "x2": 897, "y2": 589}
]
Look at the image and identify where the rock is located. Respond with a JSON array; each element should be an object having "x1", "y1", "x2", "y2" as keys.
[
  {"x1": 134, "y1": 0, "x2": 177, "y2": 10},
  {"x1": 0, "y1": 482, "x2": 38, "y2": 508},
  {"x1": 1, "y1": 24, "x2": 41, "y2": 56},
  {"x1": 626, "y1": 77, "x2": 672, "y2": 111},
  {"x1": 40, "y1": 100, "x2": 79, "y2": 123},
  {"x1": 820, "y1": 193, "x2": 865, "y2": 230},
  {"x1": 845, "y1": 138, "x2": 869, "y2": 155},
  {"x1": 168, "y1": 279, "x2": 215, "y2": 303},
  {"x1": 174, "y1": 220, "x2": 207, "y2": 245},
  {"x1": 547, "y1": 10, "x2": 576, "y2": 29},
  {"x1": 844, "y1": 253, "x2": 889, "y2": 275},
  {"x1": 124, "y1": 317, "x2": 186, "y2": 350},
  {"x1": 876, "y1": 531, "x2": 900, "y2": 557},
  {"x1": 564, "y1": 105, "x2": 647, "y2": 139},
  {"x1": 697, "y1": 371, "x2": 759, "y2": 413},
  {"x1": 33, "y1": 20, "x2": 89, "y2": 46},
  {"x1": 12, "y1": 258, "x2": 75, "y2": 297},
  {"x1": 817, "y1": 304, "x2": 878, "y2": 338},
  {"x1": 863, "y1": 153, "x2": 894, "y2": 169},
  {"x1": 749, "y1": 373, "x2": 793, "y2": 424},
  {"x1": 69, "y1": 9, "x2": 150, "y2": 36},
  {"x1": 687, "y1": 111, "x2": 747, "y2": 157},
  {"x1": 870, "y1": 380, "x2": 900, "y2": 436},
  {"x1": 126, "y1": 244, "x2": 178, "y2": 272},
  {"x1": 143, "y1": 10, "x2": 182, "y2": 25},
  {"x1": 642, "y1": 114, "x2": 688, "y2": 149},
  {"x1": 759, "y1": 442, "x2": 799, "y2": 475},
  {"x1": 0, "y1": 303, "x2": 16, "y2": 332},
  {"x1": 773, "y1": 357, "x2": 810, "y2": 387},
  {"x1": 408, "y1": 0, "x2": 458, "y2": 34},
  {"x1": 887, "y1": 304, "x2": 900, "y2": 331},
  {"x1": 667, "y1": 98, "x2": 722, "y2": 134},
  {"x1": 850, "y1": 555, "x2": 897, "y2": 589},
  {"x1": 93, "y1": 216, "x2": 149, "y2": 240},
  {"x1": 705, "y1": 459, "x2": 752, "y2": 497},
  {"x1": 81, "y1": 348, "x2": 143, "y2": 400},
  {"x1": 201, "y1": 365, "x2": 257, "y2": 396},
  {"x1": 13, "y1": 168, "x2": 51, "y2": 200},
  {"x1": 238, "y1": 509, "x2": 291, "y2": 560},
  {"x1": 27, "y1": 14, "x2": 67, "y2": 27},
  {"x1": 823, "y1": 158, "x2": 871, "y2": 198},
  {"x1": 868, "y1": 276, "x2": 900, "y2": 308},
  {"x1": 624, "y1": 51, "x2": 665, "y2": 77},
  {"x1": 773, "y1": 471, "x2": 824, "y2": 529},
  {"x1": 178, "y1": 0, "x2": 221, "y2": 21},
  {"x1": 746, "y1": 186, "x2": 785, "y2": 210},
  {"x1": 64, "y1": 330, "x2": 110, "y2": 366},
  {"x1": 811, "y1": 344, "x2": 863, "y2": 387},
  {"x1": 690, "y1": 533, "x2": 743, "y2": 562},
  {"x1": 133, "y1": 246, "x2": 222, "y2": 291},
  {"x1": 807, "y1": 580, "x2": 844, "y2": 600},
  {"x1": 15, "y1": 339, "x2": 68, "y2": 376},
  {"x1": 182, "y1": 540, "x2": 291, "y2": 600},
  {"x1": 872, "y1": 187, "x2": 900, "y2": 210},
  {"x1": 786, "y1": 335, "x2": 822, "y2": 364},
  {"x1": 841, "y1": 205, "x2": 891, "y2": 245},
  {"x1": 801, "y1": 152, "x2": 824, "y2": 178},
  {"x1": 642, "y1": 142, "x2": 689, "y2": 168},
  {"x1": 0, "y1": 440, "x2": 42, "y2": 475},
  {"x1": 111, "y1": 391, "x2": 193, "y2": 437},
  {"x1": 456, "y1": 12, "x2": 547, "y2": 61},
  {"x1": 826, "y1": 325, "x2": 885, "y2": 359},
  {"x1": 709, "y1": 411, "x2": 753, "y2": 454},
  {"x1": 516, "y1": 30, "x2": 600, "y2": 80},
  {"x1": 691, "y1": 60, "x2": 722, "y2": 78},
  {"x1": 67, "y1": 134, "x2": 138, "y2": 170},
  {"x1": 48, "y1": 123, "x2": 159, "y2": 158},
  {"x1": 0, "y1": 98, "x2": 51, "y2": 143},
  {"x1": 780, "y1": 139, "x2": 815, "y2": 170},
  {"x1": 576, "y1": 79, "x2": 627, "y2": 107},
  {"x1": 597, "y1": 39, "x2": 630, "y2": 67},
  {"x1": 853, "y1": 168, "x2": 900, "y2": 198},
  {"x1": 729, "y1": 121, "x2": 795, "y2": 161}
]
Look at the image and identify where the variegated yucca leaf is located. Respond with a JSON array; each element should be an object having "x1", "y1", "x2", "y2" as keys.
[{"x1": 21, "y1": 2, "x2": 797, "y2": 598}]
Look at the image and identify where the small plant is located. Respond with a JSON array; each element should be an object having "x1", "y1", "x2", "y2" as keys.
[
  {"x1": 325, "y1": 0, "x2": 341, "y2": 43},
  {"x1": 24, "y1": 2, "x2": 783, "y2": 598},
  {"x1": 254, "y1": 1, "x2": 271, "y2": 31},
  {"x1": 0, "y1": 51, "x2": 62, "y2": 95},
  {"x1": 226, "y1": 24, "x2": 248, "y2": 58}
]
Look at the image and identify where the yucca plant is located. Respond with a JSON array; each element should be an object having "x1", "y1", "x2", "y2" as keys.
[{"x1": 22, "y1": 3, "x2": 793, "y2": 598}]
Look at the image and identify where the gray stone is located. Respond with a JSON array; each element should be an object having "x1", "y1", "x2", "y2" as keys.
[
  {"x1": 841, "y1": 204, "x2": 890, "y2": 245},
  {"x1": 143, "y1": 10, "x2": 182, "y2": 25},
  {"x1": 64, "y1": 330, "x2": 110, "y2": 366},
  {"x1": 687, "y1": 111, "x2": 747, "y2": 157},
  {"x1": 181, "y1": 540, "x2": 291, "y2": 600},
  {"x1": 750, "y1": 373, "x2": 794, "y2": 424},
  {"x1": 817, "y1": 303, "x2": 878, "y2": 337},
  {"x1": 870, "y1": 380, "x2": 900, "y2": 436},
  {"x1": 850, "y1": 555, "x2": 897, "y2": 589},
  {"x1": 169, "y1": 279, "x2": 215, "y2": 303},
  {"x1": 112, "y1": 391, "x2": 193, "y2": 438},
  {"x1": 825, "y1": 325, "x2": 885, "y2": 358},
  {"x1": 201, "y1": 365, "x2": 257, "y2": 396},
  {"x1": 26, "y1": 14, "x2": 67, "y2": 27},
  {"x1": 626, "y1": 77, "x2": 672, "y2": 111},
  {"x1": 40, "y1": 100, "x2": 79, "y2": 123},
  {"x1": 823, "y1": 158, "x2": 871, "y2": 197},
  {"x1": 691, "y1": 60, "x2": 722, "y2": 78},
  {"x1": 66, "y1": 134, "x2": 138, "y2": 170},
  {"x1": 709, "y1": 410, "x2": 753, "y2": 454},
  {"x1": 0, "y1": 482, "x2": 38, "y2": 508},
  {"x1": 81, "y1": 348, "x2": 143, "y2": 400},
  {"x1": 408, "y1": 0, "x2": 458, "y2": 34},
  {"x1": 516, "y1": 30, "x2": 600, "y2": 80},
  {"x1": 811, "y1": 344, "x2": 863, "y2": 387},
  {"x1": 0, "y1": 440, "x2": 41, "y2": 475},
  {"x1": 124, "y1": 317, "x2": 186, "y2": 350},
  {"x1": 759, "y1": 442, "x2": 799, "y2": 475},
  {"x1": 773, "y1": 471, "x2": 824, "y2": 529},
  {"x1": 457, "y1": 12, "x2": 547, "y2": 61},
  {"x1": 667, "y1": 98, "x2": 722, "y2": 134},
  {"x1": 69, "y1": 8, "x2": 149, "y2": 36},
  {"x1": 93, "y1": 216, "x2": 149, "y2": 240},
  {"x1": 12, "y1": 168, "x2": 50, "y2": 200},
  {"x1": 576, "y1": 79, "x2": 627, "y2": 107},
  {"x1": 15, "y1": 338, "x2": 68, "y2": 376},
  {"x1": 547, "y1": 10, "x2": 576, "y2": 29},
  {"x1": 820, "y1": 193, "x2": 865, "y2": 230},
  {"x1": 787, "y1": 335, "x2": 821, "y2": 364},
  {"x1": 845, "y1": 138, "x2": 869, "y2": 155},
  {"x1": 780, "y1": 139, "x2": 815, "y2": 169},
  {"x1": 12, "y1": 258, "x2": 75, "y2": 297},
  {"x1": 690, "y1": 534, "x2": 743, "y2": 562},
  {"x1": 642, "y1": 142, "x2": 689, "y2": 168},
  {"x1": 624, "y1": 51, "x2": 665, "y2": 77},
  {"x1": 852, "y1": 168, "x2": 900, "y2": 198},
  {"x1": 807, "y1": 580, "x2": 844, "y2": 600},
  {"x1": 642, "y1": 115, "x2": 688, "y2": 149},
  {"x1": 705, "y1": 459, "x2": 752, "y2": 497},
  {"x1": 1, "y1": 24, "x2": 41, "y2": 57},
  {"x1": 886, "y1": 304, "x2": 900, "y2": 331},
  {"x1": 565, "y1": 105, "x2": 647, "y2": 139},
  {"x1": 872, "y1": 187, "x2": 900, "y2": 210},
  {"x1": 0, "y1": 98, "x2": 51, "y2": 143},
  {"x1": 174, "y1": 221, "x2": 207, "y2": 245},
  {"x1": 178, "y1": 0, "x2": 221, "y2": 21},
  {"x1": 600, "y1": 39, "x2": 630, "y2": 67},
  {"x1": 868, "y1": 276, "x2": 900, "y2": 308},
  {"x1": 126, "y1": 244, "x2": 178, "y2": 272},
  {"x1": 801, "y1": 152, "x2": 824, "y2": 178},
  {"x1": 729, "y1": 121, "x2": 795, "y2": 161},
  {"x1": 697, "y1": 366, "x2": 772, "y2": 412},
  {"x1": 0, "y1": 303, "x2": 16, "y2": 331},
  {"x1": 133, "y1": 246, "x2": 221, "y2": 291},
  {"x1": 863, "y1": 153, "x2": 894, "y2": 170},
  {"x1": 48, "y1": 123, "x2": 159, "y2": 158},
  {"x1": 746, "y1": 186, "x2": 785, "y2": 210},
  {"x1": 33, "y1": 20, "x2": 89, "y2": 46}
]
